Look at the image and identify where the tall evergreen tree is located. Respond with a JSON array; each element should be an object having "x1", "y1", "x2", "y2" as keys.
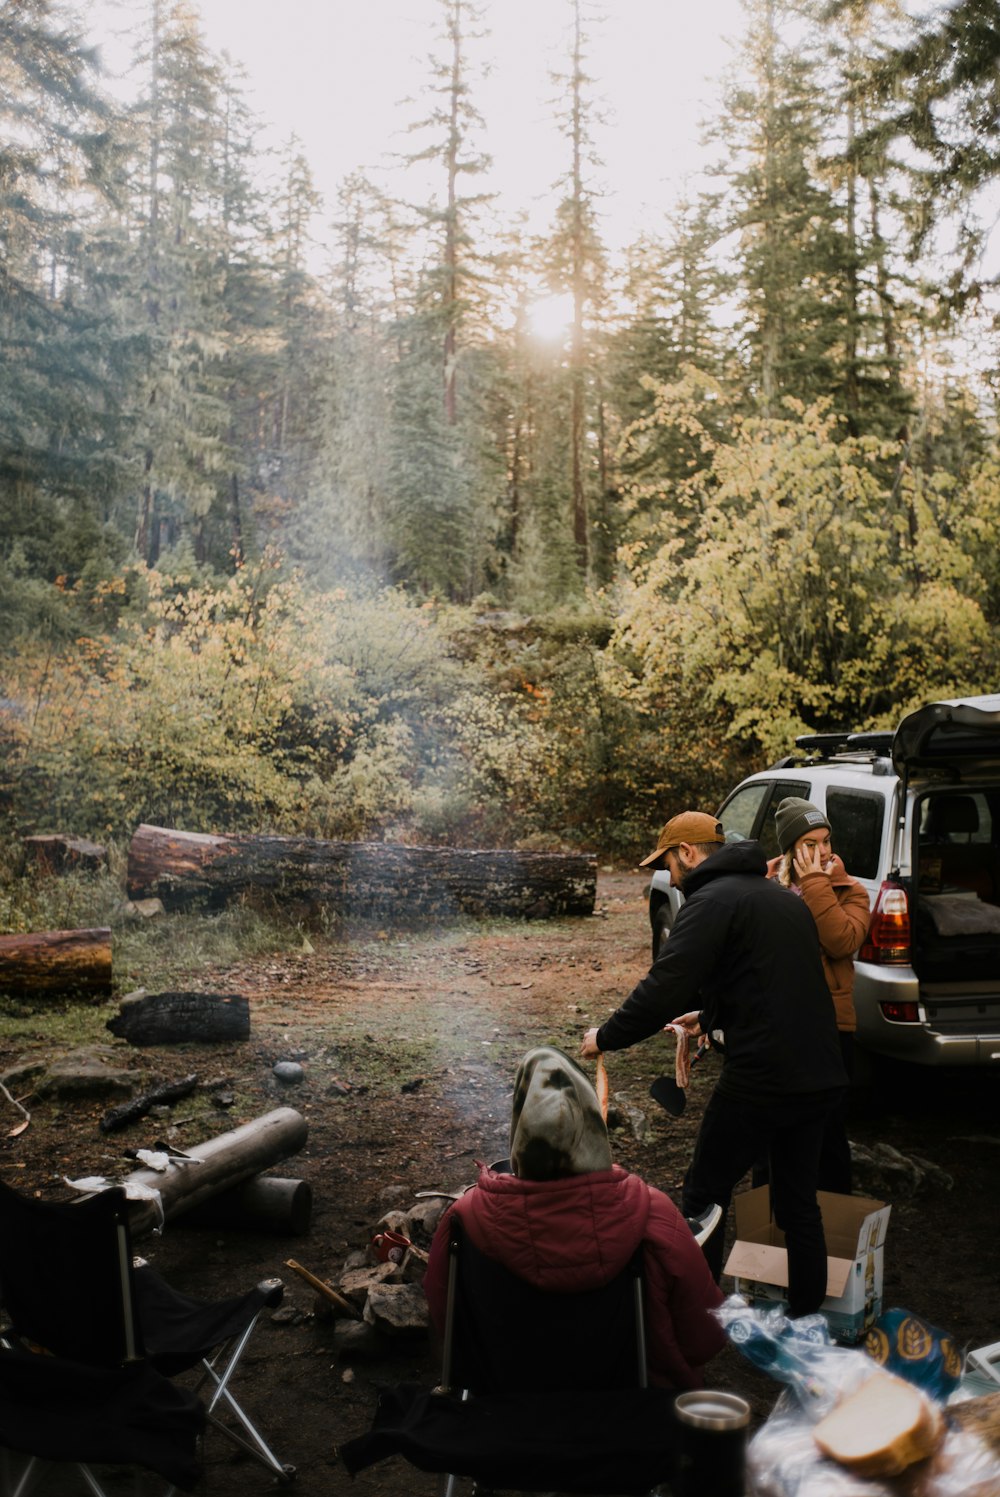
[
  {"x1": 125, "y1": 0, "x2": 236, "y2": 566},
  {"x1": 544, "y1": 0, "x2": 608, "y2": 584},
  {"x1": 0, "y1": 0, "x2": 125, "y2": 641}
]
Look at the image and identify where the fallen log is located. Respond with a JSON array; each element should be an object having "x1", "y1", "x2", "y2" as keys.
[
  {"x1": 121, "y1": 1106, "x2": 308, "y2": 1239},
  {"x1": 0, "y1": 928, "x2": 112, "y2": 1000},
  {"x1": 100, "y1": 1074, "x2": 200, "y2": 1134},
  {"x1": 182, "y1": 1176, "x2": 312, "y2": 1235},
  {"x1": 126, "y1": 824, "x2": 597, "y2": 919},
  {"x1": 107, "y1": 991, "x2": 250, "y2": 1046}
]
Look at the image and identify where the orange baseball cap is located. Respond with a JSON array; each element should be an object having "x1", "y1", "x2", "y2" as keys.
[{"x1": 639, "y1": 811, "x2": 725, "y2": 868}]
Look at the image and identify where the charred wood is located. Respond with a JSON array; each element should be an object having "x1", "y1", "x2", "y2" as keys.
[{"x1": 107, "y1": 991, "x2": 250, "y2": 1046}]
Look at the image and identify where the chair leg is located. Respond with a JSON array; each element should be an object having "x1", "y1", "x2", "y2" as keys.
[{"x1": 192, "y1": 1321, "x2": 293, "y2": 1481}]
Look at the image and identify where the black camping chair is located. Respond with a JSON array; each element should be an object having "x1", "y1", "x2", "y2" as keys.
[
  {"x1": 339, "y1": 1216, "x2": 680, "y2": 1495},
  {"x1": 0, "y1": 1182, "x2": 203, "y2": 1496},
  {"x1": 0, "y1": 1176, "x2": 295, "y2": 1488}
]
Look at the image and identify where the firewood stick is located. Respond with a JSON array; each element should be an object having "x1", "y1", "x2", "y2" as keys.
[{"x1": 284, "y1": 1258, "x2": 362, "y2": 1319}]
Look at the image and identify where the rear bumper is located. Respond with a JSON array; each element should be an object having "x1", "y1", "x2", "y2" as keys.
[{"x1": 854, "y1": 964, "x2": 1000, "y2": 1066}]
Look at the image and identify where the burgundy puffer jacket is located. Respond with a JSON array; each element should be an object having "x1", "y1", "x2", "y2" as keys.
[{"x1": 423, "y1": 1163, "x2": 725, "y2": 1390}]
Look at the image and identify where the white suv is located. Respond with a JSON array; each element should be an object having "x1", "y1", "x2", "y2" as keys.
[{"x1": 647, "y1": 695, "x2": 1000, "y2": 1068}]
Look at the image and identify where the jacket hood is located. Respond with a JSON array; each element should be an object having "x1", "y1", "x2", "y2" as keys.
[
  {"x1": 509, "y1": 1046, "x2": 612, "y2": 1179},
  {"x1": 683, "y1": 838, "x2": 766, "y2": 895},
  {"x1": 461, "y1": 1163, "x2": 651, "y2": 1290}
]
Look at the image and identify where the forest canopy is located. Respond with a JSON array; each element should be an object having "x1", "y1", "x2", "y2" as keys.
[{"x1": 2, "y1": 0, "x2": 999, "y2": 859}]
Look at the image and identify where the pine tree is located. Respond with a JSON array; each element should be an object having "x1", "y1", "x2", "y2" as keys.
[
  {"x1": 124, "y1": 0, "x2": 237, "y2": 567},
  {"x1": 0, "y1": 0, "x2": 126, "y2": 641},
  {"x1": 544, "y1": 0, "x2": 608, "y2": 584}
]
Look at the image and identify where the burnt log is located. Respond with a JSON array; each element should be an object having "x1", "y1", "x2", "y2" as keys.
[
  {"x1": 0, "y1": 928, "x2": 112, "y2": 1000},
  {"x1": 107, "y1": 991, "x2": 250, "y2": 1046},
  {"x1": 100, "y1": 1074, "x2": 199, "y2": 1134},
  {"x1": 23, "y1": 835, "x2": 107, "y2": 874},
  {"x1": 122, "y1": 1106, "x2": 308, "y2": 1239},
  {"x1": 126, "y1": 823, "x2": 597, "y2": 918}
]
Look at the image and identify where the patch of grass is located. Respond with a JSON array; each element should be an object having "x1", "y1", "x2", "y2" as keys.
[
  {"x1": 0, "y1": 998, "x2": 121, "y2": 1053},
  {"x1": 113, "y1": 902, "x2": 298, "y2": 992}
]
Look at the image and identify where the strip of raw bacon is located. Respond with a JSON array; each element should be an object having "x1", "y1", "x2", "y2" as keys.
[
  {"x1": 595, "y1": 1053, "x2": 609, "y2": 1121},
  {"x1": 663, "y1": 1022, "x2": 691, "y2": 1088}
]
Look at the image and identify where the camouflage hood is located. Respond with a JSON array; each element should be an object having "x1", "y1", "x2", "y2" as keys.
[{"x1": 509, "y1": 1046, "x2": 612, "y2": 1180}]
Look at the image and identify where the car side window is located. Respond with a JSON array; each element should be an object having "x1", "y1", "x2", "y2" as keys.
[
  {"x1": 827, "y1": 789, "x2": 885, "y2": 879},
  {"x1": 757, "y1": 780, "x2": 812, "y2": 858},
  {"x1": 718, "y1": 784, "x2": 771, "y2": 840}
]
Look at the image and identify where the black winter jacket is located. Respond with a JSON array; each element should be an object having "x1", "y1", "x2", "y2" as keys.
[{"x1": 597, "y1": 841, "x2": 847, "y2": 1100}]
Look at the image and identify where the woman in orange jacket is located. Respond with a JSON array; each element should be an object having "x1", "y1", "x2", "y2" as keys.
[{"x1": 768, "y1": 797, "x2": 872, "y2": 1193}]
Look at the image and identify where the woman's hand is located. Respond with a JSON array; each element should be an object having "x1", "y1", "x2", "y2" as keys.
[{"x1": 794, "y1": 842, "x2": 830, "y2": 881}]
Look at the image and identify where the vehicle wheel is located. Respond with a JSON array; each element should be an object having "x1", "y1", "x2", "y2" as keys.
[{"x1": 651, "y1": 905, "x2": 671, "y2": 961}]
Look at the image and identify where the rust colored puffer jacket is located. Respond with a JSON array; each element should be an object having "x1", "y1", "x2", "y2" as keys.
[
  {"x1": 422, "y1": 1162, "x2": 726, "y2": 1390},
  {"x1": 766, "y1": 853, "x2": 871, "y2": 1032}
]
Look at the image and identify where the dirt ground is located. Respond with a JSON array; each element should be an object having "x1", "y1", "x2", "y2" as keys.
[{"x1": 2, "y1": 871, "x2": 999, "y2": 1495}]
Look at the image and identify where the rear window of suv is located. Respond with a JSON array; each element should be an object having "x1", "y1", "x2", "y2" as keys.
[{"x1": 826, "y1": 789, "x2": 886, "y2": 880}]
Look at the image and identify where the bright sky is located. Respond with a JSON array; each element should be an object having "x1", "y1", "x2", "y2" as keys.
[{"x1": 91, "y1": 0, "x2": 748, "y2": 256}]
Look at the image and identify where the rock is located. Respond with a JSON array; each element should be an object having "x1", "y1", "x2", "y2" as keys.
[
  {"x1": 612, "y1": 1094, "x2": 650, "y2": 1146},
  {"x1": 273, "y1": 1061, "x2": 304, "y2": 1084},
  {"x1": 37, "y1": 1050, "x2": 134, "y2": 1100},
  {"x1": 0, "y1": 1059, "x2": 47, "y2": 1093},
  {"x1": 374, "y1": 1207, "x2": 410, "y2": 1239},
  {"x1": 363, "y1": 1282, "x2": 429, "y2": 1337},
  {"x1": 270, "y1": 1304, "x2": 303, "y2": 1325},
  {"x1": 130, "y1": 898, "x2": 165, "y2": 919},
  {"x1": 379, "y1": 1184, "x2": 410, "y2": 1207},
  {"x1": 338, "y1": 1263, "x2": 399, "y2": 1308},
  {"x1": 342, "y1": 1249, "x2": 368, "y2": 1271},
  {"x1": 404, "y1": 1197, "x2": 448, "y2": 1243},
  {"x1": 333, "y1": 1320, "x2": 380, "y2": 1359},
  {"x1": 849, "y1": 1140, "x2": 951, "y2": 1197}
]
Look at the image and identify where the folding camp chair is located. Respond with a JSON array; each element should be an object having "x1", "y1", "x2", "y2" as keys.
[
  {"x1": 339, "y1": 1216, "x2": 682, "y2": 1495},
  {"x1": 0, "y1": 1176, "x2": 295, "y2": 1487},
  {"x1": 0, "y1": 1183, "x2": 202, "y2": 1496}
]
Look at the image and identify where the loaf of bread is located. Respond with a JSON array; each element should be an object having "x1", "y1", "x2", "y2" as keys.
[{"x1": 813, "y1": 1367, "x2": 944, "y2": 1477}]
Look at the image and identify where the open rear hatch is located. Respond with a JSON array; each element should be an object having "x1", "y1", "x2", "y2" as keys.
[{"x1": 897, "y1": 697, "x2": 1000, "y2": 992}]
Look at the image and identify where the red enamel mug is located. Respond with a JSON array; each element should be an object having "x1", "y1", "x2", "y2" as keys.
[{"x1": 371, "y1": 1229, "x2": 410, "y2": 1264}]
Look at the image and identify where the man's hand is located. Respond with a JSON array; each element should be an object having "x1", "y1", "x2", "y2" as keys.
[
  {"x1": 670, "y1": 1010, "x2": 703, "y2": 1038},
  {"x1": 580, "y1": 1027, "x2": 601, "y2": 1059}
]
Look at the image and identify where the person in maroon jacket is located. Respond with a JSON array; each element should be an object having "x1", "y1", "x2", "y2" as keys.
[{"x1": 423, "y1": 1046, "x2": 726, "y2": 1390}]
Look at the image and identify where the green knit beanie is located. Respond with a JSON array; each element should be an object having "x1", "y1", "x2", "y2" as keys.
[{"x1": 774, "y1": 797, "x2": 831, "y2": 854}]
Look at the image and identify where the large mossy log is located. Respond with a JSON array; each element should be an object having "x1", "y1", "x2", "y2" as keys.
[
  {"x1": 127, "y1": 823, "x2": 597, "y2": 918},
  {"x1": 122, "y1": 1106, "x2": 308, "y2": 1239},
  {"x1": 0, "y1": 927, "x2": 112, "y2": 1000}
]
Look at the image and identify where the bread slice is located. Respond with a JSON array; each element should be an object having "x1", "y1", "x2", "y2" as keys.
[{"x1": 814, "y1": 1368, "x2": 944, "y2": 1478}]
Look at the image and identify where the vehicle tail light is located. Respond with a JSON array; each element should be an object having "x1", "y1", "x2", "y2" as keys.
[
  {"x1": 859, "y1": 882, "x2": 911, "y2": 965},
  {"x1": 879, "y1": 999, "x2": 920, "y2": 1023}
]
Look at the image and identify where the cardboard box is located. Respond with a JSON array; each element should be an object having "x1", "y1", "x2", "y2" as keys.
[{"x1": 723, "y1": 1187, "x2": 891, "y2": 1344}]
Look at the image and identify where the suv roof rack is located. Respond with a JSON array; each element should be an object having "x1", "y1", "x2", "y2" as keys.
[{"x1": 794, "y1": 730, "x2": 894, "y2": 761}]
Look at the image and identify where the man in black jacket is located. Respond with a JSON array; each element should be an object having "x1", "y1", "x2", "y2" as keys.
[{"x1": 581, "y1": 810, "x2": 848, "y2": 1318}]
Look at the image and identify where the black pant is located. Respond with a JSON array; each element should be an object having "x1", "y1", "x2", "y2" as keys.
[
  {"x1": 752, "y1": 1033, "x2": 855, "y2": 1195},
  {"x1": 682, "y1": 1084, "x2": 846, "y2": 1318}
]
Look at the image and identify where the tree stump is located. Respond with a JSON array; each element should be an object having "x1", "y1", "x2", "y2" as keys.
[
  {"x1": 107, "y1": 992, "x2": 250, "y2": 1046},
  {"x1": 126, "y1": 823, "x2": 597, "y2": 919},
  {"x1": 23, "y1": 835, "x2": 107, "y2": 874}
]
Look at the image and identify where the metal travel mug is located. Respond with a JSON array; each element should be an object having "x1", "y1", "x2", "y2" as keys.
[{"x1": 673, "y1": 1390, "x2": 750, "y2": 1497}]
